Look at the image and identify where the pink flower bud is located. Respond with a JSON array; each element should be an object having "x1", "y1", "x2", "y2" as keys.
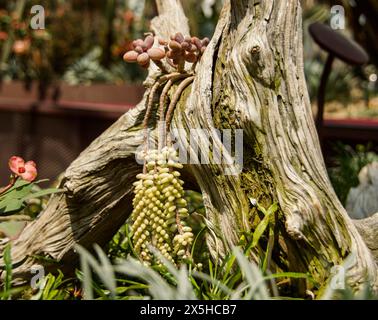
[
  {"x1": 132, "y1": 39, "x2": 144, "y2": 48},
  {"x1": 147, "y1": 48, "x2": 166, "y2": 61},
  {"x1": 123, "y1": 50, "x2": 139, "y2": 63},
  {"x1": 137, "y1": 52, "x2": 150, "y2": 66},
  {"x1": 174, "y1": 32, "x2": 184, "y2": 43},
  {"x1": 188, "y1": 44, "x2": 197, "y2": 53},
  {"x1": 144, "y1": 35, "x2": 154, "y2": 49},
  {"x1": 169, "y1": 40, "x2": 182, "y2": 51},
  {"x1": 12, "y1": 39, "x2": 30, "y2": 55},
  {"x1": 181, "y1": 41, "x2": 190, "y2": 50},
  {"x1": 201, "y1": 37, "x2": 210, "y2": 46},
  {"x1": 134, "y1": 46, "x2": 144, "y2": 54},
  {"x1": 191, "y1": 36, "x2": 202, "y2": 50}
]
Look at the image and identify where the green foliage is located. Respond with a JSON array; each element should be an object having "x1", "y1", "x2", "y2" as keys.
[
  {"x1": 1, "y1": 181, "x2": 377, "y2": 301},
  {"x1": 76, "y1": 244, "x2": 273, "y2": 300},
  {"x1": 0, "y1": 244, "x2": 27, "y2": 300},
  {"x1": 328, "y1": 143, "x2": 378, "y2": 205},
  {"x1": 2, "y1": 209, "x2": 377, "y2": 300},
  {"x1": 63, "y1": 47, "x2": 114, "y2": 85},
  {"x1": 1, "y1": 244, "x2": 12, "y2": 300},
  {"x1": 0, "y1": 178, "x2": 63, "y2": 239},
  {"x1": 81, "y1": 199, "x2": 313, "y2": 300},
  {"x1": 0, "y1": 180, "x2": 33, "y2": 215},
  {"x1": 73, "y1": 198, "x2": 310, "y2": 301},
  {"x1": 304, "y1": 59, "x2": 355, "y2": 103},
  {"x1": 107, "y1": 223, "x2": 136, "y2": 261},
  {"x1": 249, "y1": 202, "x2": 278, "y2": 250},
  {"x1": 77, "y1": 244, "x2": 117, "y2": 300},
  {"x1": 31, "y1": 271, "x2": 72, "y2": 300},
  {"x1": 0, "y1": 179, "x2": 62, "y2": 216},
  {"x1": 1, "y1": 245, "x2": 79, "y2": 300}
]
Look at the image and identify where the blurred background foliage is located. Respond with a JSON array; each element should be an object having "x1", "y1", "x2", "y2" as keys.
[
  {"x1": 328, "y1": 142, "x2": 378, "y2": 205},
  {"x1": 0, "y1": 0, "x2": 224, "y2": 86},
  {"x1": 302, "y1": 0, "x2": 378, "y2": 118},
  {"x1": 0, "y1": 0, "x2": 376, "y2": 117}
]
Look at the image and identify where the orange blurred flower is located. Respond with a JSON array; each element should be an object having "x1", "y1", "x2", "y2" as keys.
[
  {"x1": 0, "y1": 31, "x2": 8, "y2": 41},
  {"x1": 12, "y1": 39, "x2": 31, "y2": 55},
  {"x1": 123, "y1": 10, "x2": 134, "y2": 24}
]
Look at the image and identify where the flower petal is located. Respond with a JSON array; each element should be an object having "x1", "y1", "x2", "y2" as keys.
[
  {"x1": 25, "y1": 160, "x2": 36, "y2": 168},
  {"x1": 21, "y1": 161, "x2": 38, "y2": 182},
  {"x1": 8, "y1": 156, "x2": 25, "y2": 175}
]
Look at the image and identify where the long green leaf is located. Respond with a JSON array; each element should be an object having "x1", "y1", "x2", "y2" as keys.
[
  {"x1": 245, "y1": 202, "x2": 279, "y2": 252},
  {"x1": 266, "y1": 202, "x2": 279, "y2": 215},
  {"x1": 0, "y1": 180, "x2": 30, "y2": 198},
  {"x1": 3, "y1": 244, "x2": 12, "y2": 299},
  {"x1": 42, "y1": 274, "x2": 56, "y2": 300},
  {"x1": 262, "y1": 210, "x2": 276, "y2": 273},
  {"x1": 0, "y1": 180, "x2": 33, "y2": 215},
  {"x1": 22, "y1": 188, "x2": 64, "y2": 201},
  {"x1": 251, "y1": 214, "x2": 271, "y2": 248},
  {"x1": 0, "y1": 199, "x2": 24, "y2": 215},
  {"x1": 0, "y1": 185, "x2": 32, "y2": 202}
]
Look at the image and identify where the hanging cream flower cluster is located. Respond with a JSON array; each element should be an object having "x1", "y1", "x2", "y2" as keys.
[
  {"x1": 124, "y1": 31, "x2": 208, "y2": 266},
  {"x1": 131, "y1": 147, "x2": 194, "y2": 265}
]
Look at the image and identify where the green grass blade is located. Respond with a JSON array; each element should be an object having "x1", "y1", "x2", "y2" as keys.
[{"x1": 3, "y1": 244, "x2": 12, "y2": 299}]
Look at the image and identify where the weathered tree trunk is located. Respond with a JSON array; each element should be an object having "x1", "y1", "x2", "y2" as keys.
[{"x1": 1, "y1": 0, "x2": 377, "y2": 296}]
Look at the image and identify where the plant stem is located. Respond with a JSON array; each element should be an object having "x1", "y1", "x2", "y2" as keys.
[
  {"x1": 0, "y1": 176, "x2": 18, "y2": 196},
  {"x1": 165, "y1": 76, "x2": 194, "y2": 146},
  {"x1": 152, "y1": 60, "x2": 169, "y2": 74},
  {"x1": 142, "y1": 73, "x2": 181, "y2": 172},
  {"x1": 158, "y1": 73, "x2": 189, "y2": 150}
]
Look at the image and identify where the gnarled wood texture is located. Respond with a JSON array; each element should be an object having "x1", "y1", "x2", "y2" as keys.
[{"x1": 1, "y1": 0, "x2": 377, "y2": 296}]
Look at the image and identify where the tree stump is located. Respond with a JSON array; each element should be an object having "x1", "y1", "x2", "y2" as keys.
[{"x1": 1, "y1": 0, "x2": 377, "y2": 296}]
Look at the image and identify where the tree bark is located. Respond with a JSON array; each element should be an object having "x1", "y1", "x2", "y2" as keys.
[{"x1": 1, "y1": 0, "x2": 377, "y2": 296}]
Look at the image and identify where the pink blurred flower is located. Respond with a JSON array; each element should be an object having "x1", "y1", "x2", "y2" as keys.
[{"x1": 8, "y1": 156, "x2": 37, "y2": 182}]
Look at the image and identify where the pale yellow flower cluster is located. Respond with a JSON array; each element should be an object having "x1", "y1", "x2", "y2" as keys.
[{"x1": 131, "y1": 147, "x2": 193, "y2": 265}]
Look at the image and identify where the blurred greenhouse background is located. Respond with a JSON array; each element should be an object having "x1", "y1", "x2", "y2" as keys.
[
  {"x1": 0, "y1": 1, "x2": 376, "y2": 111},
  {"x1": 0, "y1": 0, "x2": 223, "y2": 86}
]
